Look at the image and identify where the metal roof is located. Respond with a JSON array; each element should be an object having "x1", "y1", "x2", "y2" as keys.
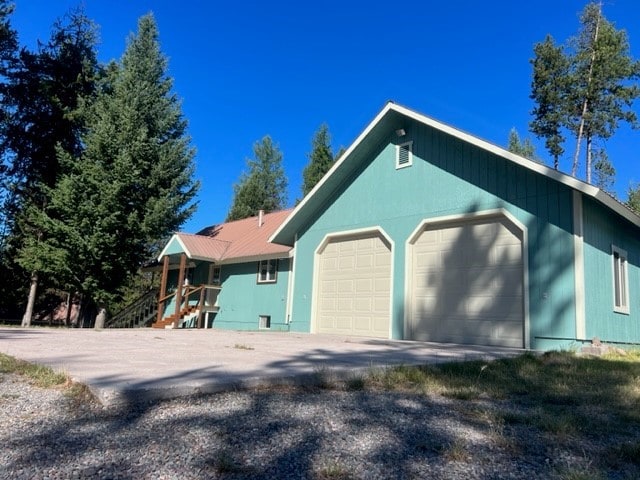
[{"x1": 159, "y1": 209, "x2": 292, "y2": 262}]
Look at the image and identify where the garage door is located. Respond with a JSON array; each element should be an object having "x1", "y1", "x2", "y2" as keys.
[
  {"x1": 316, "y1": 233, "x2": 391, "y2": 337},
  {"x1": 410, "y1": 217, "x2": 524, "y2": 348}
]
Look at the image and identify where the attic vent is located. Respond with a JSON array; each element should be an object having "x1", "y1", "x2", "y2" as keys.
[{"x1": 396, "y1": 141, "x2": 413, "y2": 169}]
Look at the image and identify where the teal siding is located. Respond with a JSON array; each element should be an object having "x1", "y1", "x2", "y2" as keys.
[
  {"x1": 161, "y1": 258, "x2": 290, "y2": 331},
  {"x1": 213, "y1": 258, "x2": 290, "y2": 331},
  {"x1": 164, "y1": 237, "x2": 185, "y2": 256},
  {"x1": 290, "y1": 122, "x2": 577, "y2": 350},
  {"x1": 583, "y1": 197, "x2": 640, "y2": 343}
]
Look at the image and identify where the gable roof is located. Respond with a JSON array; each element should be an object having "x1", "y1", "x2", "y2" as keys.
[
  {"x1": 159, "y1": 209, "x2": 292, "y2": 263},
  {"x1": 270, "y1": 102, "x2": 640, "y2": 246}
]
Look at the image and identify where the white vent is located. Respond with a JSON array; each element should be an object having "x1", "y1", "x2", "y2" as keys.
[
  {"x1": 396, "y1": 141, "x2": 413, "y2": 169},
  {"x1": 259, "y1": 315, "x2": 271, "y2": 329}
]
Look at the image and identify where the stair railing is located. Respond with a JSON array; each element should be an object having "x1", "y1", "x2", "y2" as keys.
[{"x1": 107, "y1": 288, "x2": 159, "y2": 328}]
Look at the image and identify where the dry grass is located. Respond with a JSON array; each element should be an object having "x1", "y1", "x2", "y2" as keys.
[
  {"x1": 360, "y1": 350, "x2": 640, "y2": 477},
  {"x1": 0, "y1": 352, "x2": 68, "y2": 387},
  {"x1": 0, "y1": 352, "x2": 97, "y2": 404}
]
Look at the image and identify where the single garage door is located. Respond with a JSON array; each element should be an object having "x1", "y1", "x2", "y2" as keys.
[
  {"x1": 316, "y1": 232, "x2": 391, "y2": 337},
  {"x1": 409, "y1": 217, "x2": 524, "y2": 348}
]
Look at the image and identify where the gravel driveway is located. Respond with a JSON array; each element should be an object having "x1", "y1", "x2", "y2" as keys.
[{"x1": 1, "y1": 372, "x2": 607, "y2": 480}]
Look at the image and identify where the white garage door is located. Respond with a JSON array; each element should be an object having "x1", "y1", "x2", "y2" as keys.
[
  {"x1": 410, "y1": 217, "x2": 524, "y2": 348},
  {"x1": 316, "y1": 233, "x2": 391, "y2": 338}
]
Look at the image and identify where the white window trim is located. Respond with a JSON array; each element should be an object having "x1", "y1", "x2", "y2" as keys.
[
  {"x1": 257, "y1": 259, "x2": 278, "y2": 284},
  {"x1": 208, "y1": 265, "x2": 221, "y2": 285},
  {"x1": 396, "y1": 141, "x2": 413, "y2": 169},
  {"x1": 612, "y1": 245, "x2": 629, "y2": 314},
  {"x1": 259, "y1": 315, "x2": 271, "y2": 329}
]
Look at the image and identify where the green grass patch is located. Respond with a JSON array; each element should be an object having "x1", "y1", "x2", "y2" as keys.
[{"x1": 0, "y1": 352, "x2": 68, "y2": 387}]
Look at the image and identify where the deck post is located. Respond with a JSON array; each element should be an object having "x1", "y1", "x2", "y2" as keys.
[
  {"x1": 173, "y1": 253, "x2": 187, "y2": 328},
  {"x1": 156, "y1": 255, "x2": 170, "y2": 325},
  {"x1": 197, "y1": 286, "x2": 206, "y2": 328}
]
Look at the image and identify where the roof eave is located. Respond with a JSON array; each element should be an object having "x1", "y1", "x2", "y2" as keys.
[{"x1": 270, "y1": 102, "x2": 640, "y2": 241}]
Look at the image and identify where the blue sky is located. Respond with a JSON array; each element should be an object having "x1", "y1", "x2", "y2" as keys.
[{"x1": 11, "y1": 1, "x2": 640, "y2": 232}]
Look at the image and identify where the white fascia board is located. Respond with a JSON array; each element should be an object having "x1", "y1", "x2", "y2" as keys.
[
  {"x1": 269, "y1": 102, "x2": 397, "y2": 244},
  {"x1": 217, "y1": 251, "x2": 292, "y2": 265},
  {"x1": 157, "y1": 234, "x2": 192, "y2": 261},
  {"x1": 270, "y1": 102, "x2": 640, "y2": 244},
  {"x1": 389, "y1": 103, "x2": 640, "y2": 228}
]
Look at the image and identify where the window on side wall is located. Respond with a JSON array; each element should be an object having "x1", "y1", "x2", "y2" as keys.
[
  {"x1": 612, "y1": 245, "x2": 629, "y2": 314},
  {"x1": 257, "y1": 259, "x2": 278, "y2": 284}
]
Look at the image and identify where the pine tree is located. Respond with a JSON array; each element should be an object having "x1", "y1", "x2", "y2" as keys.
[
  {"x1": 17, "y1": 13, "x2": 199, "y2": 321},
  {"x1": 0, "y1": 0, "x2": 18, "y2": 251},
  {"x1": 529, "y1": 35, "x2": 569, "y2": 170},
  {"x1": 1, "y1": 9, "x2": 101, "y2": 326},
  {"x1": 301, "y1": 123, "x2": 334, "y2": 197},
  {"x1": 592, "y1": 148, "x2": 615, "y2": 194},
  {"x1": 507, "y1": 128, "x2": 537, "y2": 159},
  {"x1": 227, "y1": 135, "x2": 288, "y2": 221},
  {"x1": 529, "y1": 2, "x2": 640, "y2": 183},
  {"x1": 568, "y1": 3, "x2": 640, "y2": 183},
  {"x1": 627, "y1": 184, "x2": 640, "y2": 215}
]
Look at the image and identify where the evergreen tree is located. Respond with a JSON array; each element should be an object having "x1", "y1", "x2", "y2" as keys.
[
  {"x1": 507, "y1": 128, "x2": 537, "y2": 159},
  {"x1": 0, "y1": 0, "x2": 18, "y2": 245},
  {"x1": 529, "y1": 35, "x2": 569, "y2": 170},
  {"x1": 227, "y1": 135, "x2": 287, "y2": 221},
  {"x1": 627, "y1": 184, "x2": 640, "y2": 215},
  {"x1": 0, "y1": 8, "x2": 100, "y2": 325},
  {"x1": 591, "y1": 148, "x2": 615, "y2": 194},
  {"x1": 17, "y1": 14, "x2": 199, "y2": 321},
  {"x1": 568, "y1": 3, "x2": 640, "y2": 183},
  {"x1": 529, "y1": 3, "x2": 640, "y2": 183},
  {"x1": 301, "y1": 123, "x2": 334, "y2": 197}
]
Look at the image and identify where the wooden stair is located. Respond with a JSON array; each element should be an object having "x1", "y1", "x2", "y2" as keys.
[
  {"x1": 107, "y1": 288, "x2": 159, "y2": 328},
  {"x1": 152, "y1": 305, "x2": 199, "y2": 329}
]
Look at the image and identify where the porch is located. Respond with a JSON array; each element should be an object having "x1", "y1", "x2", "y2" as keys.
[{"x1": 152, "y1": 252, "x2": 222, "y2": 329}]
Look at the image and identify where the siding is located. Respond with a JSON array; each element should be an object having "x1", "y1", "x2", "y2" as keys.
[
  {"x1": 582, "y1": 197, "x2": 640, "y2": 343},
  {"x1": 213, "y1": 258, "x2": 290, "y2": 331},
  {"x1": 290, "y1": 121, "x2": 577, "y2": 350},
  {"x1": 161, "y1": 259, "x2": 290, "y2": 332}
]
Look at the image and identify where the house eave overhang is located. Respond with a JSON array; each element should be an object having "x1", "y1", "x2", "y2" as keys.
[
  {"x1": 269, "y1": 101, "x2": 640, "y2": 245},
  {"x1": 157, "y1": 234, "x2": 191, "y2": 261},
  {"x1": 216, "y1": 251, "x2": 292, "y2": 265}
]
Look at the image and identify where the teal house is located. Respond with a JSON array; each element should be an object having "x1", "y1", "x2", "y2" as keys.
[
  {"x1": 158, "y1": 102, "x2": 640, "y2": 351},
  {"x1": 154, "y1": 209, "x2": 292, "y2": 331}
]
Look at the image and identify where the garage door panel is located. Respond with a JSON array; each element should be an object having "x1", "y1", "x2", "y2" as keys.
[
  {"x1": 465, "y1": 295, "x2": 522, "y2": 317},
  {"x1": 410, "y1": 217, "x2": 524, "y2": 348},
  {"x1": 354, "y1": 297, "x2": 372, "y2": 312},
  {"x1": 319, "y1": 297, "x2": 336, "y2": 312},
  {"x1": 317, "y1": 233, "x2": 391, "y2": 338}
]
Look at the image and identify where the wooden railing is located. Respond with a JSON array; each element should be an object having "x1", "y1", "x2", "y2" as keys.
[
  {"x1": 154, "y1": 284, "x2": 221, "y2": 329},
  {"x1": 107, "y1": 288, "x2": 159, "y2": 328}
]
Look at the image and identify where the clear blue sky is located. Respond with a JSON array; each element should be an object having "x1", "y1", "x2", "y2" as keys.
[{"x1": 11, "y1": 1, "x2": 640, "y2": 232}]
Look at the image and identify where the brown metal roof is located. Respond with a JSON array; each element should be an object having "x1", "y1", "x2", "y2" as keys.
[
  {"x1": 174, "y1": 233, "x2": 231, "y2": 261},
  {"x1": 174, "y1": 209, "x2": 293, "y2": 262}
]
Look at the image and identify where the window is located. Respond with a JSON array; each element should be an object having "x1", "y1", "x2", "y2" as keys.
[
  {"x1": 259, "y1": 315, "x2": 271, "y2": 329},
  {"x1": 257, "y1": 259, "x2": 278, "y2": 283},
  {"x1": 612, "y1": 245, "x2": 629, "y2": 314},
  {"x1": 396, "y1": 141, "x2": 413, "y2": 169},
  {"x1": 211, "y1": 266, "x2": 221, "y2": 285}
]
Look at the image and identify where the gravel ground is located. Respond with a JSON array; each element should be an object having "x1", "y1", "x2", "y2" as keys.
[{"x1": 0, "y1": 372, "x2": 634, "y2": 480}]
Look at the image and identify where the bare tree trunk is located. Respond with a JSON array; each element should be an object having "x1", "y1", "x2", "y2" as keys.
[
  {"x1": 64, "y1": 292, "x2": 71, "y2": 327},
  {"x1": 586, "y1": 136, "x2": 593, "y2": 184},
  {"x1": 94, "y1": 307, "x2": 107, "y2": 329},
  {"x1": 572, "y1": 5, "x2": 601, "y2": 177},
  {"x1": 21, "y1": 272, "x2": 38, "y2": 327}
]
